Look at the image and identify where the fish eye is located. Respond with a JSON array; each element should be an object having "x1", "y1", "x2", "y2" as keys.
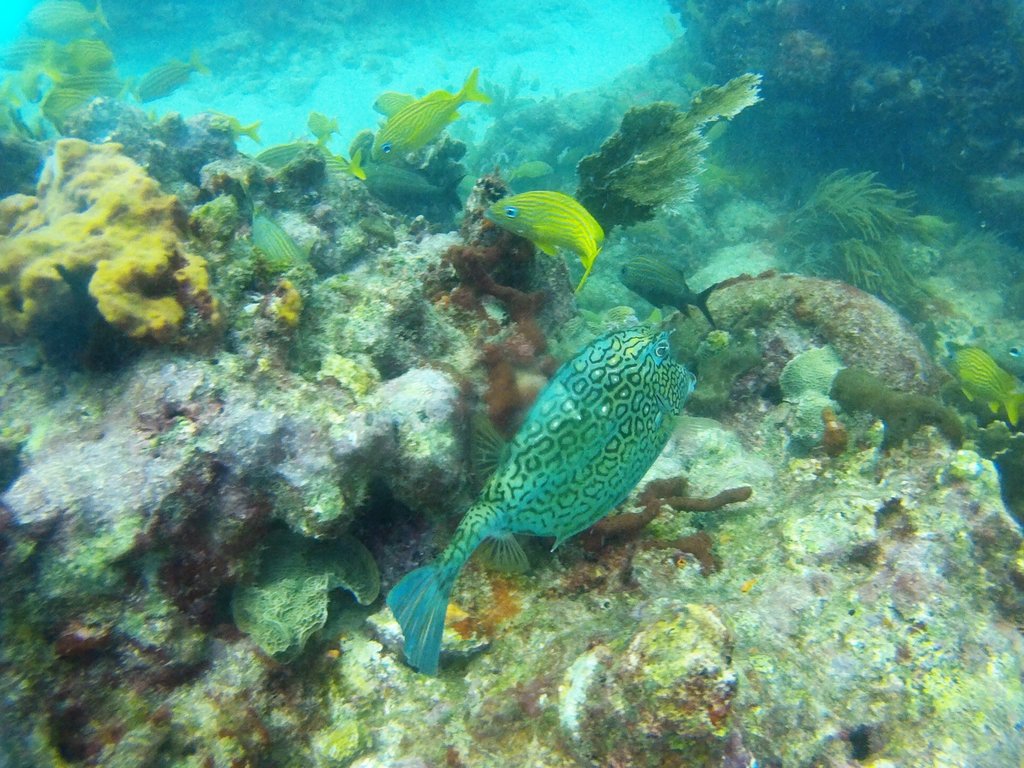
[
  {"x1": 381, "y1": 142, "x2": 392, "y2": 154},
  {"x1": 654, "y1": 340, "x2": 669, "y2": 359},
  {"x1": 1011, "y1": 346, "x2": 1022, "y2": 358},
  {"x1": 504, "y1": 206, "x2": 518, "y2": 218}
]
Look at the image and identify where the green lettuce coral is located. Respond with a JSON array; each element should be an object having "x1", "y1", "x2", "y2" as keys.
[
  {"x1": 0, "y1": 138, "x2": 219, "y2": 344},
  {"x1": 233, "y1": 533, "x2": 380, "y2": 659}
]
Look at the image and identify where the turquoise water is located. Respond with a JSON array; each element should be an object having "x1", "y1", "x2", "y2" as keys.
[{"x1": 1, "y1": 1, "x2": 1024, "y2": 766}]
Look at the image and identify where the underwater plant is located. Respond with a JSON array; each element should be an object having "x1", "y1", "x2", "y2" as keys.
[
  {"x1": 576, "y1": 73, "x2": 762, "y2": 230},
  {"x1": 784, "y1": 170, "x2": 947, "y2": 312}
]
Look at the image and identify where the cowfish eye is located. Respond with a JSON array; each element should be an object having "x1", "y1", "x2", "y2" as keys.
[
  {"x1": 381, "y1": 142, "x2": 392, "y2": 154},
  {"x1": 504, "y1": 205, "x2": 519, "y2": 218},
  {"x1": 654, "y1": 339, "x2": 670, "y2": 359},
  {"x1": 1011, "y1": 346, "x2": 1022, "y2": 358}
]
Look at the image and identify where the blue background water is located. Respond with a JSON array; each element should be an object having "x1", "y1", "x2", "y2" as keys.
[{"x1": 3, "y1": 0, "x2": 674, "y2": 146}]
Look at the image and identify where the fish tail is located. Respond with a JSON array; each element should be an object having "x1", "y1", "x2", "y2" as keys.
[
  {"x1": 243, "y1": 121, "x2": 263, "y2": 144},
  {"x1": 1007, "y1": 393, "x2": 1024, "y2": 427},
  {"x1": 696, "y1": 282, "x2": 718, "y2": 328},
  {"x1": 459, "y1": 67, "x2": 491, "y2": 105},
  {"x1": 349, "y1": 148, "x2": 367, "y2": 180},
  {"x1": 387, "y1": 502, "x2": 498, "y2": 673},
  {"x1": 386, "y1": 561, "x2": 457, "y2": 675},
  {"x1": 190, "y1": 50, "x2": 211, "y2": 76},
  {"x1": 94, "y1": 0, "x2": 110, "y2": 30}
]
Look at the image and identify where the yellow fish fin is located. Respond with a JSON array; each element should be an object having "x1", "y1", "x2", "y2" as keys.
[
  {"x1": 961, "y1": 388, "x2": 974, "y2": 402},
  {"x1": 574, "y1": 263, "x2": 595, "y2": 293},
  {"x1": 95, "y1": 0, "x2": 110, "y2": 30},
  {"x1": 458, "y1": 67, "x2": 491, "y2": 105},
  {"x1": 190, "y1": 50, "x2": 211, "y2": 76},
  {"x1": 349, "y1": 148, "x2": 366, "y2": 181},
  {"x1": 1007, "y1": 394, "x2": 1023, "y2": 427},
  {"x1": 534, "y1": 240, "x2": 559, "y2": 257},
  {"x1": 988, "y1": 401, "x2": 1000, "y2": 414}
]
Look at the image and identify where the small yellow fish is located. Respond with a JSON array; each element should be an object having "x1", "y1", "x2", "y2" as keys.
[
  {"x1": 40, "y1": 86, "x2": 93, "y2": 124},
  {"x1": 61, "y1": 38, "x2": 115, "y2": 73},
  {"x1": 254, "y1": 141, "x2": 314, "y2": 169},
  {"x1": 307, "y1": 111, "x2": 339, "y2": 145},
  {"x1": 56, "y1": 71, "x2": 123, "y2": 97},
  {"x1": 372, "y1": 68, "x2": 490, "y2": 160},
  {"x1": 324, "y1": 148, "x2": 366, "y2": 181},
  {"x1": 372, "y1": 90, "x2": 415, "y2": 117},
  {"x1": 208, "y1": 112, "x2": 262, "y2": 144},
  {"x1": 252, "y1": 213, "x2": 307, "y2": 270},
  {"x1": 508, "y1": 160, "x2": 553, "y2": 182},
  {"x1": 134, "y1": 51, "x2": 209, "y2": 103},
  {"x1": 953, "y1": 346, "x2": 1024, "y2": 426},
  {"x1": 27, "y1": 0, "x2": 108, "y2": 39},
  {"x1": 486, "y1": 191, "x2": 605, "y2": 293},
  {"x1": 0, "y1": 38, "x2": 59, "y2": 70}
]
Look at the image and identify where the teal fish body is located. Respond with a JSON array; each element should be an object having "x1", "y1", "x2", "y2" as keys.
[{"x1": 387, "y1": 327, "x2": 696, "y2": 674}]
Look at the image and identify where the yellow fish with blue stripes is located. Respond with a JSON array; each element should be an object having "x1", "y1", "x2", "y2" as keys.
[
  {"x1": 372, "y1": 68, "x2": 490, "y2": 160},
  {"x1": 486, "y1": 190, "x2": 605, "y2": 292},
  {"x1": 952, "y1": 346, "x2": 1024, "y2": 426}
]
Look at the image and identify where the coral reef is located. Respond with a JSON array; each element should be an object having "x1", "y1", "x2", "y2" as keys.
[
  {"x1": 233, "y1": 532, "x2": 379, "y2": 659},
  {"x1": 576, "y1": 73, "x2": 762, "y2": 230},
  {"x1": 831, "y1": 367, "x2": 964, "y2": 449},
  {"x1": 0, "y1": 139, "x2": 219, "y2": 346}
]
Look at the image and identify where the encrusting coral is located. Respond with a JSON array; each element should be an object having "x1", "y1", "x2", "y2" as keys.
[{"x1": 0, "y1": 138, "x2": 219, "y2": 344}]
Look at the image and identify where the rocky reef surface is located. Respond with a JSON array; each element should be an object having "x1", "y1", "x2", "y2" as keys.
[{"x1": 0, "y1": 86, "x2": 1022, "y2": 768}]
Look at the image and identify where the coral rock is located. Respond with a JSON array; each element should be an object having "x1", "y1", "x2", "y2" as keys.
[
  {"x1": 561, "y1": 603, "x2": 736, "y2": 766},
  {"x1": 0, "y1": 139, "x2": 219, "y2": 344}
]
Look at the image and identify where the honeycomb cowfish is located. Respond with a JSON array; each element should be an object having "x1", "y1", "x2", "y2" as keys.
[
  {"x1": 387, "y1": 327, "x2": 696, "y2": 674},
  {"x1": 620, "y1": 256, "x2": 717, "y2": 328},
  {"x1": 486, "y1": 190, "x2": 605, "y2": 293},
  {"x1": 952, "y1": 346, "x2": 1024, "y2": 426},
  {"x1": 372, "y1": 67, "x2": 491, "y2": 160}
]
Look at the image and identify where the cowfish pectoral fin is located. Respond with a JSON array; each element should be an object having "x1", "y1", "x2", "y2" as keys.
[
  {"x1": 478, "y1": 533, "x2": 530, "y2": 573},
  {"x1": 386, "y1": 564, "x2": 455, "y2": 674}
]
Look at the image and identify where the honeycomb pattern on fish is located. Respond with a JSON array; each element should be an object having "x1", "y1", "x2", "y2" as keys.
[{"x1": 387, "y1": 326, "x2": 696, "y2": 674}]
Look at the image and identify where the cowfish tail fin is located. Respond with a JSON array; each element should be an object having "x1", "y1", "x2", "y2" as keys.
[
  {"x1": 459, "y1": 67, "x2": 492, "y2": 105},
  {"x1": 386, "y1": 563, "x2": 456, "y2": 674},
  {"x1": 94, "y1": 0, "x2": 110, "y2": 29},
  {"x1": 695, "y1": 282, "x2": 718, "y2": 328}
]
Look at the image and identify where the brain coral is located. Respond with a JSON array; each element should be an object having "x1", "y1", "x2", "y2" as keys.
[{"x1": 0, "y1": 138, "x2": 219, "y2": 343}]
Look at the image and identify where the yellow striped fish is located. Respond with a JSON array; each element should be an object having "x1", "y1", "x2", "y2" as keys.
[
  {"x1": 41, "y1": 86, "x2": 93, "y2": 125},
  {"x1": 27, "y1": 0, "x2": 108, "y2": 39},
  {"x1": 61, "y1": 39, "x2": 115, "y2": 72},
  {"x1": 324, "y1": 148, "x2": 366, "y2": 181},
  {"x1": 373, "y1": 91, "x2": 415, "y2": 117},
  {"x1": 252, "y1": 213, "x2": 307, "y2": 270},
  {"x1": 486, "y1": 191, "x2": 604, "y2": 292},
  {"x1": 371, "y1": 68, "x2": 490, "y2": 160},
  {"x1": 135, "y1": 51, "x2": 209, "y2": 103},
  {"x1": 953, "y1": 346, "x2": 1024, "y2": 426}
]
